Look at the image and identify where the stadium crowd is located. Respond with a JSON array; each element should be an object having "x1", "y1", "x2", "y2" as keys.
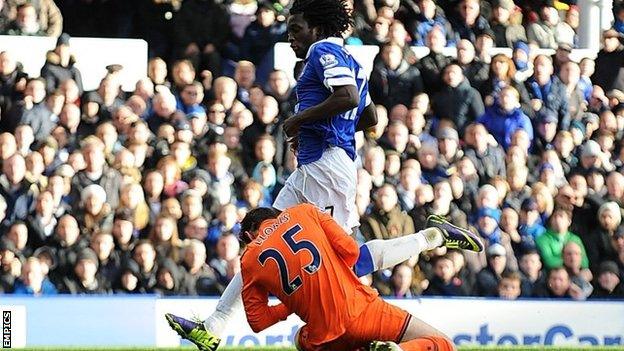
[{"x1": 0, "y1": 0, "x2": 623, "y2": 300}]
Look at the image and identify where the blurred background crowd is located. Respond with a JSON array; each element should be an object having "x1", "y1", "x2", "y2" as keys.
[{"x1": 0, "y1": 0, "x2": 623, "y2": 300}]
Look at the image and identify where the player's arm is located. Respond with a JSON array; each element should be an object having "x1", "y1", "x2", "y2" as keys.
[
  {"x1": 315, "y1": 207, "x2": 360, "y2": 267},
  {"x1": 241, "y1": 264, "x2": 290, "y2": 333},
  {"x1": 284, "y1": 84, "x2": 360, "y2": 137},
  {"x1": 356, "y1": 99, "x2": 377, "y2": 132}
]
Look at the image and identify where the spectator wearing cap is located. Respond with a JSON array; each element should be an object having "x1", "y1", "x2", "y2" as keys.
[
  {"x1": 573, "y1": 139, "x2": 612, "y2": 176},
  {"x1": 456, "y1": 39, "x2": 489, "y2": 90},
  {"x1": 410, "y1": 0, "x2": 455, "y2": 47},
  {"x1": 172, "y1": 0, "x2": 229, "y2": 76},
  {"x1": 525, "y1": 55, "x2": 570, "y2": 130},
  {"x1": 451, "y1": 0, "x2": 491, "y2": 44},
  {"x1": 432, "y1": 62, "x2": 485, "y2": 134},
  {"x1": 536, "y1": 206, "x2": 589, "y2": 270},
  {"x1": 475, "y1": 243, "x2": 511, "y2": 296},
  {"x1": 437, "y1": 127, "x2": 463, "y2": 168},
  {"x1": 490, "y1": 0, "x2": 526, "y2": 48},
  {"x1": 416, "y1": 26, "x2": 453, "y2": 95},
  {"x1": 478, "y1": 86, "x2": 533, "y2": 151},
  {"x1": 592, "y1": 29, "x2": 624, "y2": 92},
  {"x1": 12, "y1": 257, "x2": 57, "y2": 295},
  {"x1": 113, "y1": 259, "x2": 145, "y2": 294},
  {"x1": 360, "y1": 184, "x2": 415, "y2": 241},
  {"x1": 532, "y1": 108, "x2": 558, "y2": 153},
  {"x1": 369, "y1": 43, "x2": 424, "y2": 110},
  {"x1": 585, "y1": 201, "x2": 621, "y2": 273},
  {"x1": 61, "y1": 247, "x2": 108, "y2": 294},
  {"x1": 558, "y1": 61, "x2": 586, "y2": 122},
  {"x1": 512, "y1": 41, "x2": 533, "y2": 82},
  {"x1": 591, "y1": 261, "x2": 624, "y2": 298},
  {"x1": 153, "y1": 258, "x2": 185, "y2": 296},
  {"x1": 40, "y1": 33, "x2": 83, "y2": 95}
]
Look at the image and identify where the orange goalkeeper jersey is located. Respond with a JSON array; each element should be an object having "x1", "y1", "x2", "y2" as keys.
[{"x1": 240, "y1": 203, "x2": 378, "y2": 345}]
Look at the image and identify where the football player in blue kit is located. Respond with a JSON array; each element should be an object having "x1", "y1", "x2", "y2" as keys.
[{"x1": 164, "y1": 1, "x2": 483, "y2": 350}]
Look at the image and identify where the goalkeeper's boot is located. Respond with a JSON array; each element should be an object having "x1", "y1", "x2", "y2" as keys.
[
  {"x1": 369, "y1": 341, "x2": 403, "y2": 351},
  {"x1": 426, "y1": 214, "x2": 484, "y2": 252},
  {"x1": 165, "y1": 313, "x2": 221, "y2": 351}
]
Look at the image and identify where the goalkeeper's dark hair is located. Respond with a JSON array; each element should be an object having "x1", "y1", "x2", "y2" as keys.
[
  {"x1": 239, "y1": 207, "x2": 282, "y2": 244},
  {"x1": 290, "y1": 0, "x2": 353, "y2": 38}
]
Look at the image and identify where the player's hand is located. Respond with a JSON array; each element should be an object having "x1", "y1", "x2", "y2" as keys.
[{"x1": 283, "y1": 115, "x2": 302, "y2": 137}]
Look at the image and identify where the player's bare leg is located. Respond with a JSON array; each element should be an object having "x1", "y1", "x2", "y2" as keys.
[{"x1": 370, "y1": 316, "x2": 456, "y2": 351}]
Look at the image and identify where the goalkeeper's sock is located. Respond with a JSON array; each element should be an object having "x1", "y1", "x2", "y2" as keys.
[
  {"x1": 399, "y1": 336, "x2": 454, "y2": 351},
  {"x1": 361, "y1": 228, "x2": 444, "y2": 273},
  {"x1": 203, "y1": 273, "x2": 243, "y2": 335}
]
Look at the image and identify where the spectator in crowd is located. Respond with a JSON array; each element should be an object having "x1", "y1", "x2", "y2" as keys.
[
  {"x1": 386, "y1": 263, "x2": 419, "y2": 298},
  {"x1": 40, "y1": 33, "x2": 83, "y2": 94},
  {"x1": 475, "y1": 243, "x2": 510, "y2": 296},
  {"x1": 153, "y1": 258, "x2": 184, "y2": 296},
  {"x1": 239, "y1": 3, "x2": 286, "y2": 85},
  {"x1": 478, "y1": 86, "x2": 533, "y2": 150},
  {"x1": 562, "y1": 241, "x2": 594, "y2": 299},
  {"x1": 525, "y1": 55, "x2": 570, "y2": 130},
  {"x1": 592, "y1": 29, "x2": 624, "y2": 92},
  {"x1": 451, "y1": 0, "x2": 491, "y2": 44},
  {"x1": 4, "y1": 3, "x2": 46, "y2": 36},
  {"x1": 497, "y1": 270, "x2": 522, "y2": 299},
  {"x1": 526, "y1": 2, "x2": 561, "y2": 49},
  {"x1": 536, "y1": 206, "x2": 589, "y2": 270},
  {"x1": 590, "y1": 261, "x2": 624, "y2": 298},
  {"x1": 61, "y1": 248, "x2": 108, "y2": 294},
  {"x1": 490, "y1": 0, "x2": 526, "y2": 48},
  {"x1": 369, "y1": 43, "x2": 424, "y2": 109},
  {"x1": 416, "y1": 26, "x2": 452, "y2": 94},
  {"x1": 534, "y1": 266, "x2": 579, "y2": 298},
  {"x1": 410, "y1": 0, "x2": 455, "y2": 47},
  {"x1": 424, "y1": 254, "x2": 471, "y2": 296},
  {"x1": 360, "y1": 183, "x2": 415, "y2": 241},
  {"x1": 585, "y1": 201, "x2": 621, "y2": 273},
  {"x1": 456, "y1": 39, "x2": 489, "y2": 89},
  {"x1": 12, "y1": 257, "x2": 57, "y2": 295},
  {"x1": 432, "y1": 62, "x2": 485, "y2": 134}
]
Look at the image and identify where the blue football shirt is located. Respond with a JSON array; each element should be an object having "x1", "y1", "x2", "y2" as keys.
[{"x1": 294, "y1": 37, "x2": 370, "y2": 166}]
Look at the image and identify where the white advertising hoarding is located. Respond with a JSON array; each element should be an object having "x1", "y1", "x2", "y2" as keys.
[{"x1": 157, "y1": 298, "x2": 624, "y2": 348}]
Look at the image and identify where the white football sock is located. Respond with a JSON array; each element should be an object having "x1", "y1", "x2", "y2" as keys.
[
  {"x1": 203, "y1": 273, "x2": 243, "y2": 335},
  {"x1": 364, "y1": 228, "x2": 444, "y2": 271}
]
